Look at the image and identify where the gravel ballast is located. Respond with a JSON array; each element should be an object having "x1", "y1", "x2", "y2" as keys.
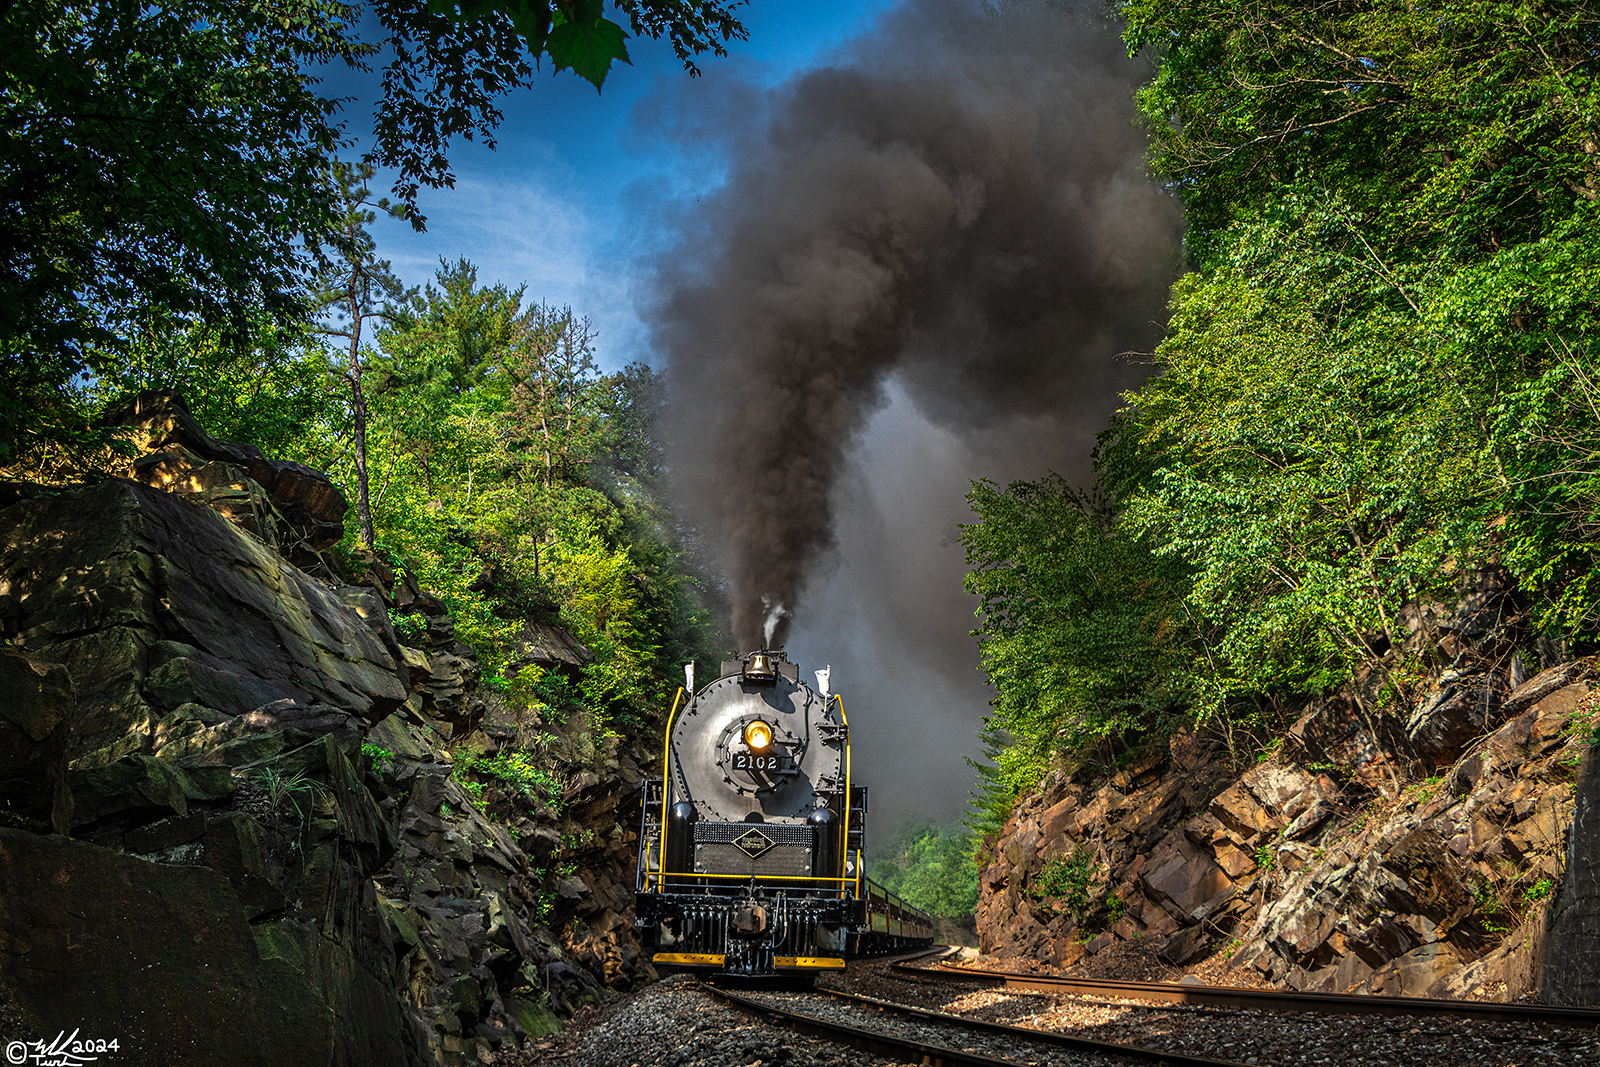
[
  {"x1": 507, "y1": 958, "x2": 1600, "y2": 1066},
  {"x1": 845, "y1": 958, "x2": 1600, "y2": 1067},
  {"x1": 515, "y1": 975, "x2": 919, "y2": 1067}
]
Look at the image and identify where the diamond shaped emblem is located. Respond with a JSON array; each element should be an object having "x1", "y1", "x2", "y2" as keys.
[{"x1": 732, "y1": 828, "x2": 775, "y2": 858}]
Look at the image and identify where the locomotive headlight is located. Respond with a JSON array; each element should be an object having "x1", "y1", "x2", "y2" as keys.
[{"x1": 743, "y1": 719, "x2": 774, "y2": 752}]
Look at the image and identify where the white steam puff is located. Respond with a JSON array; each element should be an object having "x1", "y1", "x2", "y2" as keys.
[{"x1": 761, "y1": 597, "x2": 788, "y2": 649}]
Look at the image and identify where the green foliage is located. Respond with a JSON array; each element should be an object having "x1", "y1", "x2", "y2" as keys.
[
  {"x1": 361, "y1": 742, "x2": 397, "y2": 778},
  {"x1": 1105, "y1": 196, "x2": 1502, "y2": 711},
  {"x1": 457, "y1": 751, "x2": 566, "y2": 810},
  {"x1": 1116, "y1": 0, "x2": 1600, "y2": 641},
  {"x1": 956, "y1": 1, "x2": 1600, "y2": 808},
  {"x1": 960, "y1": 474, "x2": 1192, "y2": 811},
  {"x1": 865, "y1": 817, "x2": 980, "y2": 923},
  {"x1": 393, "y1": 614, "x2": 430, "y2": 645},
  {"x1": 252, "y1": 766, "x2": 330, "y2": 845},
  {"x1": 1121, "y1": 0, "x2": 1600, "y2": 266},
  {"x1": 5, "y1": 0, "x2": 748, "y2": 465},
  {"x1": 329, "y1": 258, "x2": 726, "y2": 725},
  {"x1": 1029, "y1": 847, "x2": 1110, "y2": 928},
  {"x1": 429, "y1": 0, "x2": 747, "y2": 90},
  {"x1": 87, "y1": 318, "x2": 340, "y2": 464},
  {"x1": 452, "y1": 768, "x2": 490, "y2": 814},
  {"x1": 1, "y1": 0, "x2": 353, "y2": 464}
]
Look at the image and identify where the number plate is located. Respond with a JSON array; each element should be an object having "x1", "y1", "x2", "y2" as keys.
[{"x1": 732, "y1": 753, "x2": 789, "y2": 773}]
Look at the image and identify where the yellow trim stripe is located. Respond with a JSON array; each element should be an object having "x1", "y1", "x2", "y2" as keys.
[
  {"x1": 653, "y1": 952, "x2": 724, "y2": 965},
  {"x1": 775, "y1": 957, "x2": 846, "y2": 969},
  {"x1": 656, "y1": 686, "x2": 686, "y2": 892},
  {"x1": 656, "y1": 872, "x2": 854, "y2": 885}
]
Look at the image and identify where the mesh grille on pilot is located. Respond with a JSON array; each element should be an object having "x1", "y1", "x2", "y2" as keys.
[{"x1": 693, "y1": 822, "x2": 813, "y2": 876}]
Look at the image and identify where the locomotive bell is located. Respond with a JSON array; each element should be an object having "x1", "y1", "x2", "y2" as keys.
[{"x1": 743, "y1": 651, "x2": 776, "y2": 683}]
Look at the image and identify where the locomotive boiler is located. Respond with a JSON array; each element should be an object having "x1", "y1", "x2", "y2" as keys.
[{"x1": 634, "y1": 649, "x2": 933, "y2": 978}]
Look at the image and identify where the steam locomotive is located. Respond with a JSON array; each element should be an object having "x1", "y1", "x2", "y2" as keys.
[{"x1": 634, "y1": 649, "x2": 934, "y2": 978}]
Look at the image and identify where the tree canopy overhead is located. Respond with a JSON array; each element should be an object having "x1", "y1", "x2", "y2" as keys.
[
  {"x1": 1, "y1": 0, "x2": 748, "y2": 465},
  {"x1": 1122, "y1": 0, "x2": 1600, "y2": 262}
]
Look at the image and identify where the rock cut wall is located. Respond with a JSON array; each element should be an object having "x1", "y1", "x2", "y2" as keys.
[
  {"x1": 0, "y1": 441, "x2": 661, "y2": 1064},
  {"x1": 977, "y1": 580, "x2": 1597, "y2": 1003}
]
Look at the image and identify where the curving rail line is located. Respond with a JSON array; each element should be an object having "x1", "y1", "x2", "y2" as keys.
[
  {"x1": 894, "y1": 953, "x2": 1600, "y2": 1029},
  {"x1": 702, "y1": 978, "x2": 1253, "y2": 1067}
]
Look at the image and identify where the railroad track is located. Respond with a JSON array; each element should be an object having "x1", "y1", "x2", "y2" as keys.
[
  {"x1": 894, "y1": 952, "x2": 1600, "y2": 1029},
  {"x1": 703, "y1": 978, "x2": 1251, "y2": 1067},
  {"x1": 531, "y1": 950, "x2": 1598, "y2": 1066}
]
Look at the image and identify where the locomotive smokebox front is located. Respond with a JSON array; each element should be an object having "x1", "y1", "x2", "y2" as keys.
[{"x1": 635, "y1": 648, "x2": 931, "y2": 980}]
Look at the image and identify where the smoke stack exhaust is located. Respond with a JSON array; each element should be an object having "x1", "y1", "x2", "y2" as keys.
[{"x1": 647, "y1": 0, "x2": 1182, "y2": 651}]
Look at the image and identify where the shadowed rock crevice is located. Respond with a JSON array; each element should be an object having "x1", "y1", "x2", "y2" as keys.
[{"x1": 1542, "y1": 748, "x2": 1600, "y2": 1004}]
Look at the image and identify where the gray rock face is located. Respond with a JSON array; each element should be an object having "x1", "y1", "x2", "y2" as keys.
[
  {"x1": 0, "y1": 480, "x2": 407, "y2": 766},
  {"x1": 0, "y1": 653, "x2": 74, "y2": 833},
  {"x1": 1543, "y1": 748, "x2": 1600, "y2": 1005},
  {"x1": 0, "y1": 827, "x2": 347, "y2": 1067},
  {"x1": 0, "y1": 460, "x2": 659, "y2": 1065}
]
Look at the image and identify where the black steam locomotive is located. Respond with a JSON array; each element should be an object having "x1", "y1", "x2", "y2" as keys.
[{"x1": 634, "y1": 649, "x2": 934, "y2": 978}]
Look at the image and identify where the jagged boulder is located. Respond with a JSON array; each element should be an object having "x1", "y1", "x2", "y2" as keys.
[
  {"x1": 100, "y1": 389, "x2": 347, "y2": 568},
  {"x1": 977, "y1": 653, "x2": 1594, "y2": 1002},
  {"x1": 0, "y1": 479, "x2": 407, "y2": 766}
]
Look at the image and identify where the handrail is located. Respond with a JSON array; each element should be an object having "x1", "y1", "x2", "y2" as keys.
[
  {"x1": 834, "y1": 693, "x2": 852, "y2": 894},
  {"x1": 655, "y1": 686, "x2": 686, "y2": 892}
]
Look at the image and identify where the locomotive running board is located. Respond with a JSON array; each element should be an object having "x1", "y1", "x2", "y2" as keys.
[
  {"x1": 653, "y1": 953, "x2": 725, "y2": 965},
  {"x1": 775, "y1": 957, "x2": 845, "y2": 969}
]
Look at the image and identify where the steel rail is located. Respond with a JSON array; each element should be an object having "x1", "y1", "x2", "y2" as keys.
[
  {"x1": 703, "y1": 980, "x2": 1252, "y2": 1067},
  {"x1": 895, "y1": 957, "x2": 1600, "y2": 1029}
]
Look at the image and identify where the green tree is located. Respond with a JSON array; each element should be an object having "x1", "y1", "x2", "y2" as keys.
[
  {"x1": 313, "y1": 162, "x2": 416, "y2": 549},
  {"x1": 375, "y1": 259, "x2": 528, "y2": 496},
  {"x1": 961, "y1": 473, "x2": 1192, "y2": 805},
  {"x1": 4, "y1": 0, "x2": 748, "y2": 466},
  {"x1": 867, "y1": 816, "x2": 980, "y2": 923},
  {"x1": 86, "y1": 316, "x2": 338, "y2": 464},
  {"x1": 359, "y1": 260, "x2": 724, "y2": 720},
  {"x1": 1121, "y1": 0, "x2": 1600, "y2": 266},
  {"x1": 1117, "y1": 0, "x2": 1600, "y2": 642},
  {"x1": 1, "y1": 0, "x2": 355, "y2": 464}
]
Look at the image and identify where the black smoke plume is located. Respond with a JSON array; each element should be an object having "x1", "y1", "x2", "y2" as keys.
[{"x1": 647, "y1": 0, "x2": 1181, "y2": 653}]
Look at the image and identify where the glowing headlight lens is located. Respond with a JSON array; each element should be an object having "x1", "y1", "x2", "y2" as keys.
[{"x1": 743, "y1": 720, "x2": 773, "y2": 751}]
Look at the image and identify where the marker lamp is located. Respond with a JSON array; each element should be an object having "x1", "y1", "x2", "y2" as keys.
[{"x1": 743, "y1": 720, "x2": 773, "y2": 751}]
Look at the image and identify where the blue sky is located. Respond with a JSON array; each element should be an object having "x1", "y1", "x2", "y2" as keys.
[{"x1": 361, "y1": 2, "x2": 903, "y2": 371}]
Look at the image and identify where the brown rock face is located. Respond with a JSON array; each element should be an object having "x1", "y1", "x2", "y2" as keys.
[{"x1": 976, "y1": 658, "x2": 1593, "y2": 1002}]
